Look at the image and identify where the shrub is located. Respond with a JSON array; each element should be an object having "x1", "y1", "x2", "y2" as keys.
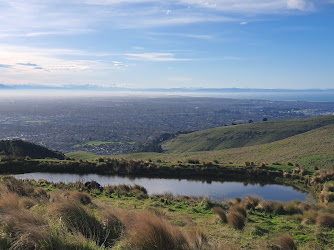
[
  {"x1": 212, "y1": 207, "x2": 227, "y2": 223},
  {"x1": 227, "y1": 211, "x2": 246, "y2": 230},
  {"x1": 316, "y1": 213, "x2": 334, "y2": 228},
  {"x1": 273, "y1": 234, "x2": 296, "y2": 250},
  {"x1": 126, "y1": 212, "x2": 189, "y2": 250}
]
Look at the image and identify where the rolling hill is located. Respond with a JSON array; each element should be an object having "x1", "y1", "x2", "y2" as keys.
[
  {"x1": 162, "y1": 115, "x2": 334, "y2": 153},
  {"x1": 0, "y1": 139, "x2": 65, "y2": 160}
]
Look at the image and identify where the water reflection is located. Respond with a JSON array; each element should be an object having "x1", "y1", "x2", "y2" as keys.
[{"x1": 14, "y1": 172, "x2": 310, "y2": 202}]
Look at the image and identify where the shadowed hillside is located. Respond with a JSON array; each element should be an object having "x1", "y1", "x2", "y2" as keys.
[
  {"x1": 0, "y1": 139, "x2": 65, "y2": 160},
  {"x1": 163, "y1": 115, "x2": 334, "y2": 153}
]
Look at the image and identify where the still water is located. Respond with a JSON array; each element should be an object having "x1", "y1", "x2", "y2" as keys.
[{"x1": 14, "y1": 172, "x2": 311, "y2": 202}]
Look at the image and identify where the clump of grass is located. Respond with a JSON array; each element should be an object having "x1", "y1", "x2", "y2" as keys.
[
  {"x1": 19, "y1": 197, "x2": 36, "y2": 209},
  {"x1": 68, "y1": 191, "x2": 91, "y2": 205},
  {"x1": 212, "y1": 207, "x2": 227, "y2": 223},
  {"x1": 232, "y1": 205, "x2": 247, "y2": 218},
  {"x1": 101, "y1": 209, "x2": 124, "y2": 246},
  {"x1": 34, "y1": 187, "x2": 48, "y2": 198},
  {"x1": 48, "y1": 201, "x2": 104, "y2": 243},
  {"x1": 227, "y1": 211, "x2": 246, "y2": 230},
  {"x1": 126, "y1": 211, "x2": 189, "y2": 250},
  {"x1": 186, "y1": 227, "x2": 210, "y2": 250},
  {"x1": 242, "y1": 196, "x2": 261, "y2": 210},
  {"x1": 284, "y1": 202, "x2": 301, "y2": 215},
  {"x1": 302, "y1": 210, "x2": 318, "y2": 225},
  {"x1": 316, "y1": 213, "x2": 334, "y2": 228},
  {"x1": 273, "y1": 234, "x2": 296, "y2": 250}
]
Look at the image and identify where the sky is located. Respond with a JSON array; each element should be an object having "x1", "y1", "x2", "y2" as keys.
[{"x1": 0, "y1": 0, "x2": 334, "y2": 90}]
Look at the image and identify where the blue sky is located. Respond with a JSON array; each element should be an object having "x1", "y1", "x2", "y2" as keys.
[{"x1": 0, "y1": 0, "x2": 333, "y2": 89}]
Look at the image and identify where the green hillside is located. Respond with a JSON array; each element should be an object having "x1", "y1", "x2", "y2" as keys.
[
  {"x1": 0, "y1": 139, "x2": 65, "y2": 160},
  {"x1": 163, "y1": 115, "x2": 334, "y2": 153},
  {"x1": 112, "y1": 122, "x2": 334, "y2": 169}
]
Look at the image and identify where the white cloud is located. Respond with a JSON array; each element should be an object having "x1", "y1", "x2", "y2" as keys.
[
  {"x1": 0, "y1": 44, "x2": 126, "y2": 85},
  {"x1": 240, "y1": 21, "x2": 248, "y2": 25},
  {"x1": 126, "y1": 53, "x2": 191, "y2": 61},
  {"x1": 179, "y1": 0, "x2": 315, "y2": 12}
]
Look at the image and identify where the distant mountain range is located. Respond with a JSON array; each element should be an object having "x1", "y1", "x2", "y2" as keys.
[{"x1": 1, "y1": 84, "x2": 334, "y2": 93}]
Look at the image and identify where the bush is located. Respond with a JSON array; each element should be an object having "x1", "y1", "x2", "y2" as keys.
[{"x1": 227, "y1": 211, "x2": 246, "y2": 230}]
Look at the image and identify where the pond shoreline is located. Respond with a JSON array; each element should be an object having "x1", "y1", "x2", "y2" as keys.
[{"x1": 0, "y1": 159, "x2": 321, "y2": 201}]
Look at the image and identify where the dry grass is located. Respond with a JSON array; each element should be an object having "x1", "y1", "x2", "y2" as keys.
[
  {"x1": 273, "y1": 234, "x2": 296, "y2": 250},
  {"x1": 301, "y1": 210, "x2": 318, "y2": 225},
  {"x1": 212, "y1": 207, "x2": 227, "y2": 223},
  {"x1": 242, "y1": 196, "x2": 261, "y2": 210},
  {"x1": 126, "y1": 211, "x2": 190, "y2": 250},
  {"x1": 231, "y1": 205, "x2": 247, "y2": 218},
  {"x1": 34, "y1": 187, "x2": 48, "y2": 198},
  {"x1": 68, "y1": 191, "x2": 92, "y2": 205},
  {"x1": 48, "y1": 201, "x2": 104, "y2": 242},
  {"x1": 316, "y1": 213, "x2": 334, "y2": 228},
  {"x1": 227, "y1": 211, "x2": 246, "y2": 230}
]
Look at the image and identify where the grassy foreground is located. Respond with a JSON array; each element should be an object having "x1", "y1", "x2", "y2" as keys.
[{"x1": 0, "y1": 176, "x2": 333, "y2": 249}]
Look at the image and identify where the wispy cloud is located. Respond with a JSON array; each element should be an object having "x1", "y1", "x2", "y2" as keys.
[
  {"x1": 179, "y1": 0, "x2": 315, "y2": 12},
  {"x1": 126, "y1": 53, "x2": 191, "y2": 61},
  {"x1": 17, "y1": 63, "x2": 39, "y2": 67},
  {"x1": 0, "y1": 64, "x2": 12, "y2": 68},
  {"x1": 0, "y1": 44, "x2": 127, "y2": 85}
]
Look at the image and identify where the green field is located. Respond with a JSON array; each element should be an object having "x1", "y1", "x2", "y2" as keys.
[
  {"x1": 66, "y1": 151, "x2": 101, "y2": 160},
  {"x1": 73, "y1": 141, "x2": 136, "y2": 148}
]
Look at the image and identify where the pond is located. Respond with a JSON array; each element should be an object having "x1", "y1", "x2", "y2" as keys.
[{"x1": 14, "y1": 172, "x2": 312, "y2": 202}]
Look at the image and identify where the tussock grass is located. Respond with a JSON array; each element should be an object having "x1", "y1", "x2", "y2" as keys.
[
  {"x1": 273, "y1": 234, "x2": 296, "y2": 250},
  {"x1": 242, "y1": 196, "x2": 261, "y2": 210},
  {"x1": 227, "y1": 211, "x2": 246, "y2": 230},
  {"x1": 126, "y1": 211, "x2": 190, "y2": 250},
  {"x1": 48, "y1": 201, "x2": 104, "y2": 242},
  {"x1": 316, "y1": 213, "x2": 334, "y2": 228},
  {"x1": 212, "y1": 207, "x2": 227, "y2": 223},
  {"x1": 68, "y1": 191, "x2": 92, "y2": 205},
  {"x1": 232, "y1": 205, "x2": 247, "y2": 218}
]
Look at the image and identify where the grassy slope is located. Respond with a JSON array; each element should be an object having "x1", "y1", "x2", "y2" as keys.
[
  {"x1": 163, "y1": 115, "x2": 334, "y2": 153},
  {"x1": 111, "y1": 124, "x2": 334, "y2": 169},
  {"x1": 66, "y1": 116, "x2": 334, "y2": 168}
]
